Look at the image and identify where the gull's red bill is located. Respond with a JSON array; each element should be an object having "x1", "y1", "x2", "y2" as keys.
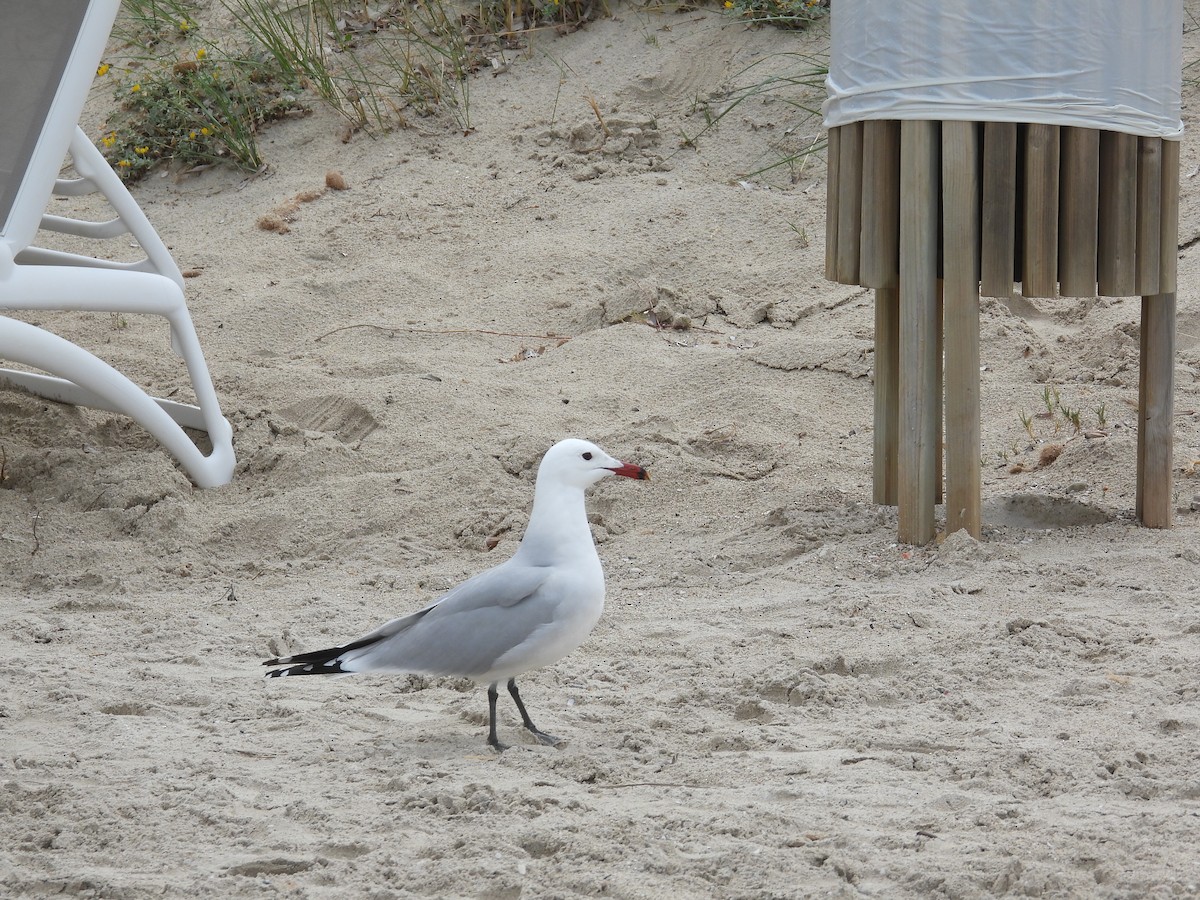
[{"x1": 609, "y1": 461, "x2": 650, "y2": 481}]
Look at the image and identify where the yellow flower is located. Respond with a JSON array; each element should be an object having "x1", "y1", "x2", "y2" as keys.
[
  {"x1": 200, "y1": 126, "x2": 211, "y2": 136},
  {"x1": 189, "y1": 131, "x2": 197, "y2": 140},
  {"x1": 179, "y1": 19, "x2": 190, "y2": 31},
  {"x1": 724, "y1": 1, "x2": 733, "y2": 7},
  {"x1": 135, "y1": 146, "x2": 149, "y2": 155},
  {"x1": 117, "y1": 160, "x2": 131, "y2": 168},
  {"x1": 196, "y1": 48, "x2": 207, "y2": 60},
  {"x1": 97, "y1": 63, "x2": 110, "y2": 76},
  {"x1": 101, "y1": 132, "x2": 116, "y2": 148},
  {"x1": 131, "y1": 83, "x2": 141, "y2": 93}
]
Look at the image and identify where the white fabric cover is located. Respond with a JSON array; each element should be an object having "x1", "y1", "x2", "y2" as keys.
[{"x1": 823, "y1": 1, "x2": 1183, "y2": 139}]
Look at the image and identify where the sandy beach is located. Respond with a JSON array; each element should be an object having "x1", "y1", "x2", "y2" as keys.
[{"x1": 3, "y1": 4, "x2": 1200, "y2": 897}]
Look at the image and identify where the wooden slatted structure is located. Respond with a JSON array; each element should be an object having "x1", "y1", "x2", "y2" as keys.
[{"x1": 826, "y1": 121, "x2": 1180, "y2": 543}]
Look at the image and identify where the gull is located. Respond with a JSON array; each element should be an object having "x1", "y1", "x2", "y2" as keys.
[{"x1": 263, "y1": 438, "x2": 649, "y2": 750}]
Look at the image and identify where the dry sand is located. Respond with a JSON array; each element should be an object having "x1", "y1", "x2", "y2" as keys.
[{"x1": 3, "y1": 5, "x2": 1200, "y2": 898}]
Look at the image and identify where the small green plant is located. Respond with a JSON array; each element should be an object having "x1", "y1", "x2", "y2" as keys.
[
  {"x1": 473, "y1": 0, "x2": 609, "y2": 36},
  {"x1": 538, "y1": 50, "x2": 576, "y2": 125},
  {"x1": 1019, "y1": 410, "x2": 1036, "y2": 441},
  {"x1": 721, "y1": 0, "x2": 828, "y2": 30},
  {"x1": 101, "y1": 1, "x2": 307, "y2": 178},
  {"x1": 1061, "y1": 405, "x2": 1083, "y2": 435},
  {"x1": 1007, "y1": 385, "x2": 1110, "y2": 470},
  {"x1": 99, "y1": 49, "x2": 300, "y2": 179},
  {"x1": 114, "y1": 0, "x2": 198, "y2": 45},
  {"x1": 1041, "y1": 384, "x2": 1060, "y2": 416}
]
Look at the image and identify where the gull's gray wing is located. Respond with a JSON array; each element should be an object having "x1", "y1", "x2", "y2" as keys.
[{"x1": 338, "y1": 560, "x2": 559, "y2": 678}]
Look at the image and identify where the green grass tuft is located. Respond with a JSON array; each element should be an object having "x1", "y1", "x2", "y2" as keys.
[{"x1": 721, "y1": 0, "x2": 828, "y2": 30}]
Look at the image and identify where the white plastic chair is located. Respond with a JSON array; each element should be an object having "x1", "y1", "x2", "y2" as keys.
[{"x1": 0, "y1": 0, "x2": 235, "y2": 488}]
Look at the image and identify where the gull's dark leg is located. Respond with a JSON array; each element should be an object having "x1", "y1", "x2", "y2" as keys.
[
  {"x1": 486, "y1": 682, "x2": 508, "y2": 751},
  {"x1": 508, "y1": 678, "x2": 561, "y2": 747}
]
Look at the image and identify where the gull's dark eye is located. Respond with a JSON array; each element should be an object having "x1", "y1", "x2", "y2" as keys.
[{"x1": 582, "y1": 452, "x2": 593, "y2": 460}]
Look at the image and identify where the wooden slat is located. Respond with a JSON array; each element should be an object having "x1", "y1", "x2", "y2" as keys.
[
  {"x1": 935, "y1": 279, "x2": 944, "y2": 506},
  {"x1": 1160, "y1": 138, "x2": 1180, "y2": 294},
  {"x1": 860, "y1": 120, "x2": 900, "y2": 290},
  {"x1": 1136, "y1": 137, "x2": 1163, "y2": 296},
  {"x1": 980, "y1": 122, "x2": 1017, "y2": 298},
  {"x1": 941, "y1": 120, "x2": 982, "y2": 538},
  {"x1": 898, "y1": 119, "x2": 940, "y2": 545},
  {"x1": 1058, "y1": 127, "x2": 1100, "y2": 297},
  {"x1": 825, "y1": 126, "x2": 841, "y2": 282},
  {"x1": 1137, "y1": 291, "x2": 1175, "y2": 527},
  {"x1": 873, "y1": 286, "x2": 899, "y2": 506},
  {"x1": 1022, "y1": 124, "x2": 1060, "y2": 297},
  {"x1": 1098, "y1": 130, "x2": 1138, "y2": 296},
  {"x1": 836, "y1": 121, "x2": 864, "y2": 285},
  {"x1": 862, "y1": 122, "x2": 901, "y2": 505}
]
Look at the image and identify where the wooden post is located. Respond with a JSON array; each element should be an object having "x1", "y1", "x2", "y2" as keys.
[
  {"x1": 1137, "y1": 291, "x2": 1175, "y2": 527},
  {"x1": 1059, "y1": 127, "x2": 1100, "y2": 297},
  {"x1": 942, "y1": 121, "x2": 982, "y2": 538},
  {"x1": 980, "y1": 122, "x2": 1017, "y2": 298},
  {"x1": 825, "y1": 126, "x2": 841, "y2": 282},
  {"x1": 1098, "y1": 131, "x2": 1138, "y2": 297},
  {"x1": 898, "y1": 120, "x2": 940, "y2": 545},
  {"x1": 1023, "y1": 124, "x2": 1060, "y2": 297},
  {"x1": 1137, "y1": 138, "x2": 1179, "y2": 528}
]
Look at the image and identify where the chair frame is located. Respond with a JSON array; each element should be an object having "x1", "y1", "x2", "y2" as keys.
[{"x1": 0, "y1": 0, "x2": 234, "y2": 488}]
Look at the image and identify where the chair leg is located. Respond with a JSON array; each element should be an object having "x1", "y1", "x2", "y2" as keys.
[
  {"x1": 0, "y1": 316, "x2": 234, "y2": 488},
  {"x1": 0, "y1": 263, "x2": 234, "y2": 488}
]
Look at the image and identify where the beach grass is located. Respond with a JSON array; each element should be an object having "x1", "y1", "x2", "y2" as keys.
[{"x1": 99, "y1": 0, "x2": 827, "y2": 180}]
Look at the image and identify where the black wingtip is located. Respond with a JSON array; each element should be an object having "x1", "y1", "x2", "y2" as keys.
[
  {"x1": 262, "y1": 633, "x2": 384, "y2": 677},
  {"x1": 262, "y1": 657, "x2": 350, "y2": 678}
]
